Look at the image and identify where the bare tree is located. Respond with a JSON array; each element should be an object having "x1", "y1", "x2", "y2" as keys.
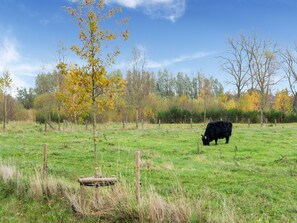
[
  {"x1": 243, "y1": 34, "x2": 281, "y2": 126},
  {"x1": 281, "y1": 46, "x2": 297, "y2": 111},
  {"x1": 220, "y1": 36, "x2": 250, "y2": 99},
  {"x1": 126, "y1": 47, "x2": 152, "y2": 127}
]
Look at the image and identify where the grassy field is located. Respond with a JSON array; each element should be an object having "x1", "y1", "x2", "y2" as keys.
[{"x1": 0, "y1": 121, "x2": 296, "y2": 222}]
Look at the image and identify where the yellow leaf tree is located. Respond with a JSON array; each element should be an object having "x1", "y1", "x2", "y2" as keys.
[
  {"x1": 65, "y1": 0, "x2": 128, "y2": 175},
  {"x1": 237, "y1": 92, "x2": 253, "y2": 112},
  {"x1": 273, "y1": 89, "x2": 293, "y2": 113},
  {"x1": 250, "y1": 90, "x2": 260, "y2": 111}
]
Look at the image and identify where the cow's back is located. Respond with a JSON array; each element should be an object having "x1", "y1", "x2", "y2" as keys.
[{"x1": 205, "y1": 121, "x2": 232, "y2": 139}]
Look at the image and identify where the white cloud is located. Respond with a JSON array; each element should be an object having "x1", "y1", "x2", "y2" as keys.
[
  {"x1": 40, "y1": 19, "x2": 50, "y2": 26},
  {"x1": 113, "y1": 50, "x2": 215, "y2": 71},
  {"x1": 147, "y1": 51, "x2": 216, "y2": 69},
  {"x1": 0, "y1": 37, "x2": 46, "y2": 94},
  {"x1": 107, "y1": 0, "x2": 186, "y2": 22},
  {"x1": 66, "y1": 0, "x2": 186, "y2": 22},
  {"x1": 0, "y1": 38, "x2": 19, "y2": 64}
]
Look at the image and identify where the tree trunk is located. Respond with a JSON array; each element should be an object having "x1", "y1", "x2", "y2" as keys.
[
  {"x1": 92, "y1": 99, "x2": 98, "y2": 176},
  {"x1": 203, "y1": 107, "x2": 207, "y2": 124},
  {"x1": 260, "y1": 108, "x2": 264, "y2": 127},
  {"x1": 3, "y1": 94, "x2": 6, "y2": 132},
  {"x1": 293, "y1": 93, "x2": 297, "y2": 112},
  {"x1": 58, "y1": 111, "x2": 61, "y2": 131}
]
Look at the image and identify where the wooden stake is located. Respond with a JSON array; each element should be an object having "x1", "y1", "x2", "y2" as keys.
[
  {"x1": 190, "y1": 118, "x2": 193, "y2": 129},
  {"x1": 158, "y1": 119, "x2": 161, "y2": 128},
  {"x1": 136, "y1": 110, "x2": 139, "y2": 128},
  {"x1": 248, "y1": 118, "x2": 250, "y2": 127},
  {"x1": 135, "y1": 151, "x2": 141, "y2": 203},
  {"x1": 43, "y1": 144, "x2": 47, "y2": 179}
]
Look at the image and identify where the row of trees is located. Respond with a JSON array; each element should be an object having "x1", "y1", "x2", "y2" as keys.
[
  {"x1": 1, "y1": 35, "x2": 296, "y2": 127},
  {"x1": 11, "y1": 64, "x2": 294, "y2": 124},
  {"x1": 220, "y1": 34, "x2": 297, "y2": 125}
]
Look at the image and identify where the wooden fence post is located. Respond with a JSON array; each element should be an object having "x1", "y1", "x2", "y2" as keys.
[
  {"x1": 248, "y1": 118, "x2": 250, "y2": 127},
  {"x1": 135, "y1": 151, "x2": 141, "y2": 203},
  {"x1": 122, "y1": 119, "x2": 125, "y2": 129},
  {"x1": 136, "y1": 110, "x2": 139, "y2": 128},
  {"x1": 158, "y1": 119, "x2": 161, "y2": 128},
  {"x1": 274, "y1": 119, "x2": 277, "y2": 126},
  {"x1": 43, "y1": 144, "x2": 47, "y2": 179},
  {"x1": 190, "y1": 118, "x2": 193, "y2": 129}
]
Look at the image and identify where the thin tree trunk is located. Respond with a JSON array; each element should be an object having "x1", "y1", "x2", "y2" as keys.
[
  {"x1": 293, "y1": 93, "x2": 297, "y2": 112},
  {"x1": 92, "y1": 99, "x2": 98, "y2": 176},
  {"x1": 260, "y1": 108, "x2": 264, "y2": 127},
  {"x1": 92, "y1": 66, "x2": 98, "y2": 176},
  {"x1": 204, "y1": 107, "x2": 207, "y2": 124},
  {"x1": 57, "y1": 101, "x2": 61, "y2": 131},
  {"x1": 3, "y1": 94, "x2": 6, "y2": 132}
]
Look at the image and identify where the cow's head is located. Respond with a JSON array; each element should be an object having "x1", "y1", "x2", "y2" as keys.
[{"x1": 201, "y1": 135, "x2": 210, "y2": 146}]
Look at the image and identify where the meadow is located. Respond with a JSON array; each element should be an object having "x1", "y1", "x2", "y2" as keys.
[{"x1": 0, "y1": 121, "x2": 296, "y2": 222}]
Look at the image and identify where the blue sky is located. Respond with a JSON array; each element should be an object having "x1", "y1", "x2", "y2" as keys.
[{"x1": 1, "y1": 0, "x2": 297, "y2": 94}]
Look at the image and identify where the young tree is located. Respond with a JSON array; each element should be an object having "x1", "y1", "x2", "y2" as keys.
[
  {"x1": 66, "y1": 0, "x2": 128, "y2": 174},
  {"x1": 55, "y1": 42, "x2": 67, "y2": 131},
  {"x1": 0, "y1": 68, "x2": 12, "y2": 132}
]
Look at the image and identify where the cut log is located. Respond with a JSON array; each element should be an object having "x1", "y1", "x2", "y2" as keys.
[{"x1": 78, "y1": 177, "x2": 117, "y2": 187}]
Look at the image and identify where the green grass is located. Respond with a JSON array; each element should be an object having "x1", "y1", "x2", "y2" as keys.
[{"x1": 0, "y1": 121, "x2": 297, "y2": 222}]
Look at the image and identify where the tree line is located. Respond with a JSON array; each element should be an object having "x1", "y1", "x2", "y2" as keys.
[{"x1": 1, "y1": 33, "x2": 297, "y2": 126}]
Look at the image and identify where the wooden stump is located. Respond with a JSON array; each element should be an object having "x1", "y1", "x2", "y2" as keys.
[{"x1": 78, "y1": 177, "x2": 117, "y2": 187}]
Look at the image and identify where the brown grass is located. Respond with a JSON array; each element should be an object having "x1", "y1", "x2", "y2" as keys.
[{"x1": 0, "y1": 163, "x2": 239, "y2": 223}]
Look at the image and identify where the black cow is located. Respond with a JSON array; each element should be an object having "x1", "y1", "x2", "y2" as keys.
[{"x1": 201, "y1": 121, "x2": 232, "y2": 145}]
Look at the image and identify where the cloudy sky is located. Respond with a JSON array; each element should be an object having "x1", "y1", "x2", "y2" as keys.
[{"x1": 1, "y1": 0, "x2": 297, "y2": 94}]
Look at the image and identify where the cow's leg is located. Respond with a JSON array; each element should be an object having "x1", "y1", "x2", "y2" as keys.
[
  {"x1": 215, "y1": 138, "x2": 218, "y2": 145},
  {"x1": 226, "y1": 136, "x2": 229, "y2": 144}
]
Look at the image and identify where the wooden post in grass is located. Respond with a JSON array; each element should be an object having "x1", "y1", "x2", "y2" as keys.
[
  {"x1": 248, "y1": 118, "x2": 250, "y2": 127},
  {"x1": 275, "y1": 119, "x2": 277, "y2": 126},
  {"x1": 135, "y1": 151, "x2": 141, "y2": 203},
  {"x1": 122, "y1": 119, "x2": 125, "y2": 129},
  {"x1": 158, "y1": 119, "x2": 161, "y2": 128},
  {"x1": 43, "y1": 144, "x2": 47, "y2": 179},
  {"x1": 136, "y1": 110, "x2": 139, "y2": 128},
  {"x1": 190, "y1": 118, "x2": 193, "y2": 129}
]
